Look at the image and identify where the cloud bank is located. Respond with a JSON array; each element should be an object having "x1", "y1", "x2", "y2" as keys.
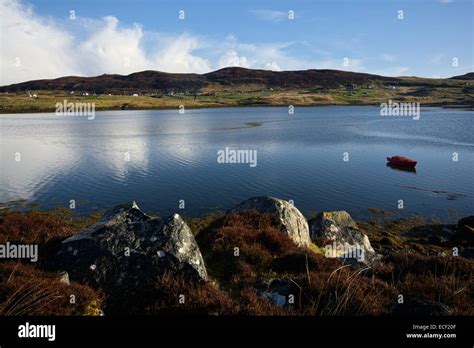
[
  {"x1": 0, "y1": 0, "x2": 367, "y2": 85},
  {"x1": 1, "y1": 0, "x2": 218, "y2": 84},
  {"x1": 0, "y1": 0, "x2": 409, "y2": 85}
]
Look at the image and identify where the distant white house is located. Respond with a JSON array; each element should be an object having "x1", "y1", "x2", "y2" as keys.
[{"x1": 132, "y1": 93, "x2": 139, "y2": 97}]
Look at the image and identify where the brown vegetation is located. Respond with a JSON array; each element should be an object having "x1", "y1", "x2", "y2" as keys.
[
  {"x1": 197, "y1": 211, "x2": 395, "y2": 315},
  {"x1": 0, "y1": 208, "x2": 101, "y2": 266},
  {"x1": 0, "y1": 262, "x2": 103, "y2": 316},
  {"x1": 0, "y1": 208, "x2": 472, "y2": 316}
]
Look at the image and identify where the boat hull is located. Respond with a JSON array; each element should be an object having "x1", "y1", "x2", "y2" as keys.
[{"x1": 386, "y1": 156, "x2": 417, "y2": 167}]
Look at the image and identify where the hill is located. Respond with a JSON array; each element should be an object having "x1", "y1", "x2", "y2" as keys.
[
  {"x1": 0, "y1": 68, "x2": 472, "y2": 113},
  {"x1": 0, "y1": 67, "x2": 398, "y2": 94},
  {"x1": 450, "y1": 72, "x2": 474, "y2": 80}
]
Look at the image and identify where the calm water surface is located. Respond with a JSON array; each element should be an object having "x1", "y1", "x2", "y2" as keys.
[{"x1": 1, "y1": 106, "x2": 473, "y2": 221}]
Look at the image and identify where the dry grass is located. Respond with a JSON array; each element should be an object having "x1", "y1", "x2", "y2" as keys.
[
  {"x1": 196, "y1": 211, "x2": 473, "y2": 315},
  {"x1": 196, "y1": 211, "x2": 396, "y2": 315},
  {"x1": 0, "y1": 208, "x2": 472, "y2": 316},
  {"x1": 0, "y1": 209, "x2": 103, "y2": 315},
  {"x1": 0, "y1": 262, "x2": 103, "y2": 316},
  {"x1": 0, "y1": 208, "x2": 101, "y2": 244},
  {"x1": 297, "y1": 267, "x2": 395, "y2": 315},
  {"x1": 141, "y1": 273, "x2": 287, "y2": 316},
  {"x1": 197, "y1": 211, "x2": 300, "y2": 289},
  {"x1": 375, "y1": 253, "x2": 474, "y2": 315},
  {"x1": 0, "y1": 208, "x2": 101, "y2": 267}
]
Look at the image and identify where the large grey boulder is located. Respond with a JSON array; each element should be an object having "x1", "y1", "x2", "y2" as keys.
[
  {"x1": 55, "y1": 202, "x2": 207, "y2": 296},
  {"x1": 309, "y1": 211, "x2": 377, "y2": 264},
  {"x1": 229, "y1": 196, "x2": 310, "y2": 247}
]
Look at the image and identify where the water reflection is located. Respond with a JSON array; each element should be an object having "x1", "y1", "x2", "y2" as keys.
[
  {"x1": 386, "y1": 162, "x2": 417, "y2": 174},
  {"x1": 0, "y1": 107, "x2": 473, "y2": 220}
]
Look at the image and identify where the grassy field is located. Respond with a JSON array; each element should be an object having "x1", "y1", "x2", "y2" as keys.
[{"x1": 1, "y1": 78, "x2": 472, "y2": 113}]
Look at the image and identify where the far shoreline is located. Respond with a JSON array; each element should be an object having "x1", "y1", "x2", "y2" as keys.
[{"x1": 0, "y1": 102, "x2": 473, "y2": 115}]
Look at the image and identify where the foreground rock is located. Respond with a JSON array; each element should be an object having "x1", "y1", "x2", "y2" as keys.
[
  {"x1": 309, "y1": 211, "x2": 377, "y2": 264},
  {"x1": 55, "y1": 202, "x2": 207, "y2": 296},
  {"x1": 229, "y1": 196, "x2": 310, "y2": 247},
  {"x1": 454, "y1": 215, "x2": 474, "y2": 243},
  {"x1": 255, "y1": 278, "x2": 298, "y2": 308}
]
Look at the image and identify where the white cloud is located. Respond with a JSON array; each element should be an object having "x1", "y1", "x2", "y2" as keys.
[
  {"x1": 218, "y1": 50, "x2": 250, "y2": 69},
  {"x1": 215, "y1": 39, "x2": 356, "y2": 72},
  {"x1": 265, "y1": 62, "x2": 281, "y2": 71},
  {"x1": 0, "y1": 0, "x2": 211, "y2": 84},
  {"x1": 152, "y1": 34, "x2": 211, "y2": 73},
  {"x1": 0, "y1": 0, "x2": 367, "y2": 85},
  {"x1": 217, "y1": 41, "x2": 292, "y2": 70},
  {"x1": 77, "y1": 16, "x2": 150, "y2": 75},
  {"x1": 0, "y1": 0, "x2": 80, "y2": 84}
]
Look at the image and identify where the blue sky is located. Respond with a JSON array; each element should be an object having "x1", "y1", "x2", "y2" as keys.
[{"x1": 1, "y1": 0, "x2": 473, "y2": 84}]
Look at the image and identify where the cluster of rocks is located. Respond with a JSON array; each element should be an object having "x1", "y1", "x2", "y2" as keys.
[
  {"x1": 232, "y1": 196, "x2": 378, "y2": 265},
  {"x1": 309, "y1": 210, "x2": 378, "y2": 265},
  {"x1": 53, "y1": 196, "x2": 472, "y2": 314}
]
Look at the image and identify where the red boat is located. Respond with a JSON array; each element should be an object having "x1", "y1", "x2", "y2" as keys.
[{"x1": 386, "y1": 156, "x2": 417, "y2": 167}]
